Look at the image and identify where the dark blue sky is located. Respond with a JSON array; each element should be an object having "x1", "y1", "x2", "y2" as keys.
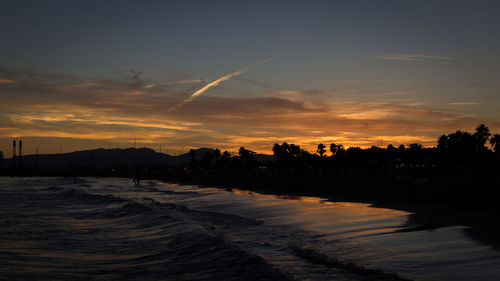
[
  {"x1": 1, "y1": 0, "x2": 500, "y2": 153},
  {"x1": 3, "y1": 1, "x2": 499, "y2": 70}
]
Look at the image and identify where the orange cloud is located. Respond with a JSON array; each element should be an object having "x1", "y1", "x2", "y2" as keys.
[{"x1": 1, "y1": 66, "x2": 499, "y2": 154}]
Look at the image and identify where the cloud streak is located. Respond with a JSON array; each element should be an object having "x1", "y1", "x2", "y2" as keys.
[
  {"x1": 375, "y1": 54, "x2": 453, "y2": 61},
  {"x1": 448, "y1": 102, "x2": 479, "y2": 105},
  {"x1": 167, "y1": 58, "x2": 272, "y2": 112},
  {"x1": 0, "y1": 78, "x2": 18, "y2": 84}
]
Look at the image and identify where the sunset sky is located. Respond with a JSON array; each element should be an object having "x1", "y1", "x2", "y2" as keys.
[{"x1": 1, "y1": 0, "x2": 500, "y2": 155}]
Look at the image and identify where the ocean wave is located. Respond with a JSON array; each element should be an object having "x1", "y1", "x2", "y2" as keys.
[
  {"x1": 1, "y1": 178, "x2": 426, "y2": 281},
  {"x1": 0, "y1": 181, "x2": 292, "y2": 281},
  {"x1": 289, "y1": 245, "x2": 411, "y2": 281},
  {"x1": 57, "y1": 188, "x2": 124, "y2": 204}
]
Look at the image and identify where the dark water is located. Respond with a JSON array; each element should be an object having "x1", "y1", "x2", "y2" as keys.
[{"x1": 1, "y1": 177, "x2": 499, "y2": 280}]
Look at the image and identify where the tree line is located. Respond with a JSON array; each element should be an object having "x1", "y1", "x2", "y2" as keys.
[{"x1": 185, "y1": 124, "x2": 499, "y2": 178}]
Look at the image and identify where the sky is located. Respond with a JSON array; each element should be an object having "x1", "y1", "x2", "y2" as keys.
[{"x1": 1, "y1": 0, "x2": 500, "y2": 155}]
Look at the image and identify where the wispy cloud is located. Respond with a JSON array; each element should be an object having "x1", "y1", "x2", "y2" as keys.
[
  {"x1": 448, "y1": 102, "x2": 479, "y2": 105},
  {"x1": 375, "y1": 54, "x2": 453, "y2": 61},
  {"x1": 167, "y1": 58, "x2": 272, "y2": 112},
  {"x1": 162, "y1": 79, "x2": 207, "y2": 86},
  {"x1": 0, "y1": 78, "x2": 18, "y2": 84},
  {"x1": 334, "y1": 80, "x2": 427, "y2": 84}
]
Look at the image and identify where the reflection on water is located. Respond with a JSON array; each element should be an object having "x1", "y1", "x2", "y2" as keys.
[
  {"x1": 1, "y1": 177, "x2": 500, "y2": 281},
  {"x1": 149, "y1": 182, "x2": 500, "y2": 281}
]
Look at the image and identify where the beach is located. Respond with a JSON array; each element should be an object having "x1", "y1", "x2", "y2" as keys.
[{"x1": 2, "y1": 177, "x2": 500, "y2": 280}]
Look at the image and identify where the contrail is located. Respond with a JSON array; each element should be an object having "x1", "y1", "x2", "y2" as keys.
[{"x1": 168, "y1": 58, "x2": 272, "y2": 112}]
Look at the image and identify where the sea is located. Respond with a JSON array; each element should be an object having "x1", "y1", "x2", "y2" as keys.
[{"x1": 1, "y1": 177, "x2": 499, "y2": 280}]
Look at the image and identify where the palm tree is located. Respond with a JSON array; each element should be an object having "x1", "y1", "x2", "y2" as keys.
[
  {"x1": 273, "y1": 142, "x2": 289, "y2": 162},
  {"x1": 336, "y1": 144, "x2": 344, "y2": 155},
  {"x1": 473, "y1": 123, "x2": 491, "y2": 150},
  {"x1": 330, "y1": 143, "x2": 344, "y2": 157},
  {"x1": 238, "y1": 147, "x2": 256, "y2": 169},
  {"x1": 437, "y1": 134, "x2": 448, "y2": 151},
  {"x1": 386, "y1": 144, "x2": 397, "y2": 154},
  {"x1": 408, "y1": 143, "x2": 423, "y2": 151},
  {"x1": 490, "y1": 134, "x2": 500, "y2": 153},
  {"x1": 239, "y1": 147, "x2": 255, "y2": 161},
  {"x1": 329, "y1": 143, "x2": 338, "y2": 156},
  {"x1": 398, "y1": 144, "x2": 406, "y2": 152},
  {"x1": 317, "y1": 143, "x2": 326, "y2": 157},
  {"x1": 289, "y1": 144, "x2": 301, "y2": 158},
  {"x1": 221, "y1": 151, "x2": 231, "y2": 164}
]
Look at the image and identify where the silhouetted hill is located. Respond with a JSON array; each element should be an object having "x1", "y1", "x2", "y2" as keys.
[
  {"x1": 0, "y1": 147, "x2": 275, "y2": 169},
  {"x1": 2, "y1": 148, "x2": 172, "y2": 169}
]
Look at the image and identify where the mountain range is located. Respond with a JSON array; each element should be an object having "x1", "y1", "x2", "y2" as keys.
[{"x1": 1, "y1": 148, "x2": 275, "y2": 169}]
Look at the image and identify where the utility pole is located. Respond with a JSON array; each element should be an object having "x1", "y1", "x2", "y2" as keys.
[
  {"x1": 19, "y1": 140, "x2": 22, "y2": 168},
  {"x1": 12, "y1": 140, "x2": 16, "y2": 168}
]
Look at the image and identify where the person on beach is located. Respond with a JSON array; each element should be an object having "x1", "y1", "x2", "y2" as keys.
[{"x1": 133, "y1": 176, "x2": 141, "y2": 187}]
